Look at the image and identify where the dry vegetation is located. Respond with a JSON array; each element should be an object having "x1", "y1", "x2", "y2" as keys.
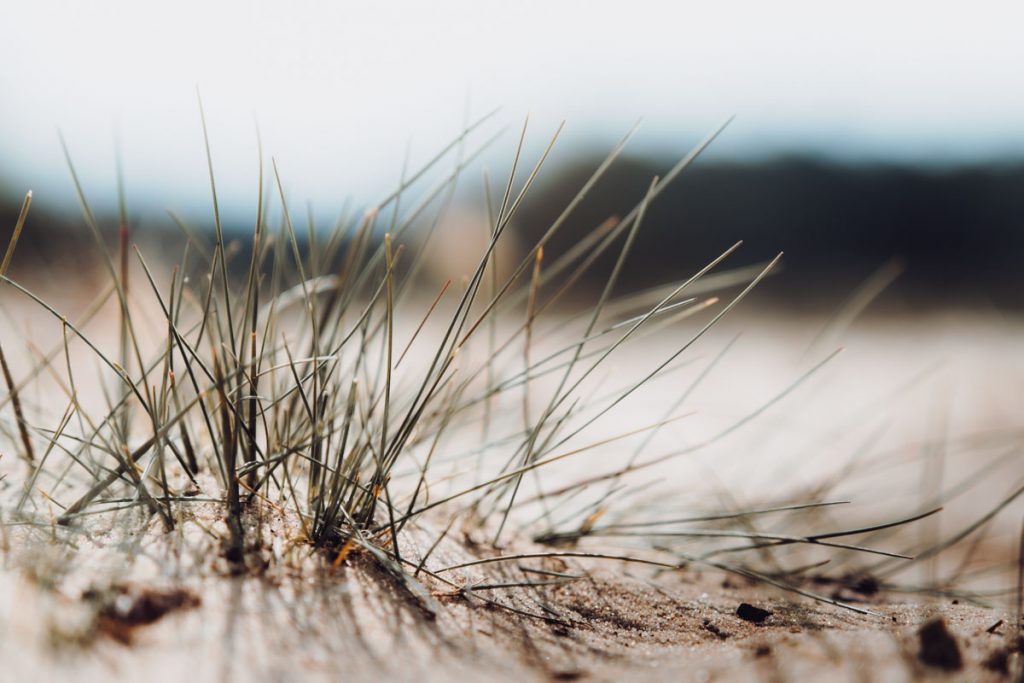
[{"x1": 1, "y1": 111, "x2": 1022, "y2": 680}]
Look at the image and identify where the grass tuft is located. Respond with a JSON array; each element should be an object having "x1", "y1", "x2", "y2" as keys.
[{"x1": 0, "y1": 113, "x2": 1016, "y2": 642}]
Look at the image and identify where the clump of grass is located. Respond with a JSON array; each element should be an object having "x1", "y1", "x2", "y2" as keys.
[{"x1": 0, "y1": 109, "x2": 1017, "y2": 630}]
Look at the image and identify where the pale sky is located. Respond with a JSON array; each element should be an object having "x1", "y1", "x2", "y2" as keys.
[{"x1": 2, "y1": 0, "x2": 1023, "y2": 221}]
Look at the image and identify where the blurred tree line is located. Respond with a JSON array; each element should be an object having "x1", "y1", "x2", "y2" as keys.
[
  {"x1": 515, "y1": 156, "x2": 1024, "y2": 311},
  {"x1": 3, "y1": 156, "x2": 1022, "y2": 310}
]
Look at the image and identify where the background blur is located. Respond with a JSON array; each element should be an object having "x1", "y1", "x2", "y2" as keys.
[{"x1": 1, "y1": 0, "x2": 1023, "y2": 307}]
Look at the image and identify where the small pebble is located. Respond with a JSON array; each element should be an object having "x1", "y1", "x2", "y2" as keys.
[
  {"x1": 736, "y1": 603, "x2": 772, "y2": 624},
  {"x1": 917, "y1": 618, "x2": 963, "y2": 671}
]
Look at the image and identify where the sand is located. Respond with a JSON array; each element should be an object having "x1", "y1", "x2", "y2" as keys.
[
  {"x1": 2, "y1": 267, "x2": 1022, "y2": 681},
  {"x1": 1, "y1": 520, "x2": 1019, "y2": 682}
]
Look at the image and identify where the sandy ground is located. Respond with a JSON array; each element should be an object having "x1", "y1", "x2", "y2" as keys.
[
  {"x1": 1, "y1": 523, "x2": 1019, "y2": 682},
  {"x1": 1, "y1": 265, "x2": 1022, "y2": 680}
]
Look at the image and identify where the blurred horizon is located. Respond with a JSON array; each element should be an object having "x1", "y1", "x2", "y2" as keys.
[
  {"x1": 3, "y1": 1, "x2": 1024, "y2": 220},
  {"x1": 5, "y1": 152, "x2": 1024, "y2": 312}
]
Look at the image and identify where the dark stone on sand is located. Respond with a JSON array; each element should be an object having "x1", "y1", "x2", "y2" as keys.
[
  {"x1": 917, "y1": 618, "x2": 963, "y2": 671},
  {"x1": 736, "y1": 603, "x2": 772, "y2": 624}
]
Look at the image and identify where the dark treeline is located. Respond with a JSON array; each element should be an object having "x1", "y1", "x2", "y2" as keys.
[
  {"x1": 515, "y1": 156, "x2": 1024, "y2": 311},
  {"x1": 3, "y1": 156, "x2": 1023, "y2": 310}
]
